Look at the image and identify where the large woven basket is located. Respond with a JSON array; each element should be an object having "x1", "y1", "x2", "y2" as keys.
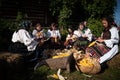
[{"x1": 76, "y1": 57, "x2": 101, "y2": 74}]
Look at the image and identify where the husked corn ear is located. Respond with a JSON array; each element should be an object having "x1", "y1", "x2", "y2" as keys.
[
  {"x1": 52, "y1": 53, "x2": 70, "y2": 59},
  {"x1": 53, "y1": 74, "x2": 59, "y2": 79},
  {"x1": 79, "y1": 58, "x2": 93, "y2": 67},
  {"x1": 88, "y1": 41, "x2": 96, "y2": 47}
]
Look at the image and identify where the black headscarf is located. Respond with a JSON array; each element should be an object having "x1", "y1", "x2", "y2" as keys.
[{"x1": 16, "y1": 21, "x2": 31, "y2": 32}]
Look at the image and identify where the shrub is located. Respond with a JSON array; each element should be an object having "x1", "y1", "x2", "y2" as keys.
[{"x1": 87, "y1": 18, "x2": 103, "y2": 37}]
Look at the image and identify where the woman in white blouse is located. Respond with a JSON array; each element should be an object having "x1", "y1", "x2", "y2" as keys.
[
  {"x1": 47, "y1": 23, "x2": 61, "y2": 49},
  {"x1": 9, "y1": 21, "x2": 43, "y2": 61},
  {"x1": 47, "y1": 23, "x2": 61, "y2": 40},
  {"x1": 86, "y1": 16, "x2": 119, "y2": 64},
  {"x1": 73, "y1": 22, "x2": 93, "y2": 50},
  {"x1": 74, "y1": 22, "x2": 92, "y2": 41}
]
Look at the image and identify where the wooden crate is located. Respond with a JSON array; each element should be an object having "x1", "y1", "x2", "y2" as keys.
[{"x1": 34, "y1": 53, "x2": 75, "y2": 73}]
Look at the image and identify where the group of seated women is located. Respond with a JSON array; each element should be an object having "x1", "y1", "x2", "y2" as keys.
[
  {"x1": 8, "y1": 16, "x2": 119, "y2": 64},
  {"x1": 64, "y1": 21, "x2": 93, "y2": 50}
]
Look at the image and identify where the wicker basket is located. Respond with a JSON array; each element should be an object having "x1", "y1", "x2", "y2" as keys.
[{"x1": 76, "y1": 58, "x2": 101, "y2": 74}]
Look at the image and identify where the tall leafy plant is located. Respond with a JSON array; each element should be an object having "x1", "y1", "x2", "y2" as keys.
[
  {"x1": 50, "y1": 0, "x2": 77, "y2": 27},
  {"x1": 50, "y1": 0, "x2": 77, "y2": 37},
  {"x1": 81, "y1": 0, "x2": 116, "y2": 18},
  {"x1": 87, "y1": 18, "x2": 103, "y2": 37}
]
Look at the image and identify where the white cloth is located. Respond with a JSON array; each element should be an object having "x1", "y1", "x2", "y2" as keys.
[
  {"x1": 47, "y1": 29, "x2": 61, "y2": 39},
  {"x1": 74, "y1": 28, "x2": 92, "y2": 41},
  {"x1": 12, "y1": 29, "x2": 38, "y2": 51},
  {"x1": 99, "y1": 27, "x2": 119, "y2": 63},
  {"x1": 74, "y1": 30, "x2": 82, "y2": 37}
]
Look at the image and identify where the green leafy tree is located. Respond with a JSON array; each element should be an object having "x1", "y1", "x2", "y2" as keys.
[
  {"x1": 80, "y1": 0, "x2": 116, "y2": 37},
  {"x1": 80, "y1": 0, "x2": 116, "y2": 18},
  {"x1": 87, "y1": 18, "x2": 103, "y2": 37},
  {"x1": 50, "y1": 0, "x2": 77, "y2": 38},
  {"x1": 50, "y1": 0, "x2": 77, "y2": 36},
  {"x1": 50, "y1": 0, "x2": 116, "y2": 38}
]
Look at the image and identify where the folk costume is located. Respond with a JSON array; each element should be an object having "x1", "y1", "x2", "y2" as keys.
[
  {"x1": 87, "y1": 26, "x2": 119, "y2": 64},
  {"x1": 32, "y1": 28, "x2": 46, "y2": 40},
  {"x1": 47, "y1": 29, "x2": 61, "y2": 49},
  {"x1": 9, "y1": 21, "x2": 42, "y2": 61},
  {"x1": 73, "y1": 27, "x2": 93, "y2": 50}
]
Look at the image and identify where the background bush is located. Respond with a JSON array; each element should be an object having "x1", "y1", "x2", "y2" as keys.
[{"x1": 87, "y1": 18, "x2": 103, "y2": 37}]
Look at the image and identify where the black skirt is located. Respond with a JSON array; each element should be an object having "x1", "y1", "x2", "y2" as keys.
[{"x1": 8, "y1": 42, "x2": 28, "y2": 53}]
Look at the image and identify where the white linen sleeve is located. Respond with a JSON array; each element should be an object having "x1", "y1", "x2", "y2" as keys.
[
  {"x1": 32, "y1": 29, "x2": 37, "y2": 37},
  {"x1": 85, "y1": 29, "x2": 93, "y2": 41},
  {"x1": 22, "y1": 31, "x2": 35, "y2": 46},
  {"x1": 57, "y1": 30, "x2": 61, "y2": 39}
]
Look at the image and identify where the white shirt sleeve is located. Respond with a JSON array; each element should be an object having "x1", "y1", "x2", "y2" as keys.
[
  {"x1": 84, "y1": 28, "x2": 93, "y2": 41},
  {"x1": 12, "y1": 31, "x2": 19, "y2": 42},
  {"x1": 66, "y1": 34, "x2": 71, "y2": 40},
  {"x1": 32, "y1": 29, "x2": 37, "y2": 37},
  {"x1": 57, "y1": 30, "x2": 61, "y2": 39},
  {"x1": 22, "y1": 30, "x2": 34, "y2": 46},
  {"x1": 74, "y1": 30, "x2": 81, "y2": 38}
]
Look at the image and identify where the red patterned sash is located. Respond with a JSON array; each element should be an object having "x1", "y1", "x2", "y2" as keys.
[{"x1": 86, "y1": 43, "x2": 111, "y2": 58}]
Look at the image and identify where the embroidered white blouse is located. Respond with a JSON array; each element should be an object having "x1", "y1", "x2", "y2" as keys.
[
  {"x1": 74, "y1": 28, "x2": 93, "y2": 41},
  {"x1": 32, "y1": 29, "x2": 46, "y2": 39},
  {"x1": 12, "y1": 29, "x2": 38, "y2": 51},
  {"x1": 47, "y1": 29, "x2": 61, "y2": 39},
  {"x1": 99, "y1": 27, "x2": 119, "y2": 63}
]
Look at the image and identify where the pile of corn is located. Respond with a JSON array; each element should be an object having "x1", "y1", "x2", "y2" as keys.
[
  {"x1": 79, "y1": 58, "x2": 94, "y2": 67},
  {"x1": 77, "y1": 57, "x2": 101, "y2": 74}
]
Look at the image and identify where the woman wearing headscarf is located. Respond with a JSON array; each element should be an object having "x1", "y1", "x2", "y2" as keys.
[{"x1": 9, "y1": 21, "x2": 42, "y2": 61}]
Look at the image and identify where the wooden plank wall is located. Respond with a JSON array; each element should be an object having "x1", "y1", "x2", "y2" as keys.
[{"x1": 0, "y1": 0, "x2": 52, "y2": 26}]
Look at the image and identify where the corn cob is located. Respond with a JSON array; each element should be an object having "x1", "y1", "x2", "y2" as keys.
[{"x1": 88, "y1": 41, "x2": 96, "y2": 47}]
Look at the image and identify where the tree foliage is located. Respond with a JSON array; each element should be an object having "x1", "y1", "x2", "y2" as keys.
[
  {"x1": 50, "y1": 0, "x2": 77, "y2": 27},
  {"x1": 87, "y1": 18, "x2": 103, "y2": 37},
  {"x1": 50, "y1": 0, "x2": 116, "y2": 37},
  {"x1": 80, "y1": 0, "x2": 116, "y2": 18}
]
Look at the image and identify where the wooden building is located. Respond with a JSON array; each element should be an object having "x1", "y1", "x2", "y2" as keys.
[{"x1": 0, "y1": 0, "x2": 54, "y2": 26}]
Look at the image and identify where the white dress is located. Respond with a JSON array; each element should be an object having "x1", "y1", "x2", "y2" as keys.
[{"x1": 99, "y1": 27, "x2": 119, "y2": 63}]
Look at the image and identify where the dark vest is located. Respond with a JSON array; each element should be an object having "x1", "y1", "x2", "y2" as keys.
[{"x1": 102, "y1": 28, "x2": 111, "y2": 39}]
